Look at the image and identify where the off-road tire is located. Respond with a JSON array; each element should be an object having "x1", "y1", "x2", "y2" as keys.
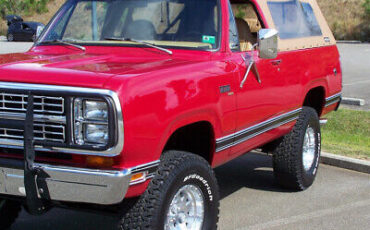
[
  {"x1": 119, "y1": 151, "x2": 220, "y2": 230},
  {"x1": 0, "y1": 199, "x2": 22, "y2": 230},
  {"x1": 273, "y1": 107, "x2": 321, "y2": 191}
]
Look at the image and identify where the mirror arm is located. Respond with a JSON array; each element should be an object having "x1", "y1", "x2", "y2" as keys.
[{"x1": 240, "y1": 43, "x2": 261, "y2": 88}]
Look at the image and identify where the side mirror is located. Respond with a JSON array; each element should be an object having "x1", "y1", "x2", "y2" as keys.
[{"x1": 258, "y1": 29, "x2": 278, "y2": 59}]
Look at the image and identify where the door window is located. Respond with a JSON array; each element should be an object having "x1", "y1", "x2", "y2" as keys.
[
  {"x1": 228, "y1": 1, "x2": 240, "y2": 51},
  {"x1": 230, "y1": 1, "x2": 262, "y2": 51}
]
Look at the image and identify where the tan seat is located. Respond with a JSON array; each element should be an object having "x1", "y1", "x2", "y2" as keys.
[{"x1": 235, "y1": 18, "x2": 256, "y2": 52}]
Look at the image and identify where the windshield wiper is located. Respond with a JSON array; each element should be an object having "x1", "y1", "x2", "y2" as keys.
[
  {"x1": 104, "y1": 37, "x2": 172, "y2": 55},
  {"x1": 39, "y1": 39, "x2": 86, "y2": 51}
]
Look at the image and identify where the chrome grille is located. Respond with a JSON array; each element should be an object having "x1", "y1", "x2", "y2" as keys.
[
  {"x1": 0, "y1": 123, "x2": 65, "y2": 143},
  {"x1": 0, "y1": 92, "x2": 66, "y2": 144},
  {"x1": 0, "y1": 93, "x2": 64, "y2": 115}
]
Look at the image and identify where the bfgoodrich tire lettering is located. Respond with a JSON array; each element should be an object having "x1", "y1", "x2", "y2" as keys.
[
  {"x1": 272, "y1": 107, "x2": 321, "y2": 190},
  {"x1": 0, "y1": 199, "x2": 22, "y2": 230},
  {"x1": 119, "y1": 151, "x2": 219, "y2": 230}
]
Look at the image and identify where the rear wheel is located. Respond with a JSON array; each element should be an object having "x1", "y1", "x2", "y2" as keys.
[
  {"x1": 7, "y1": 33, "x2": 14, "y2": 42},
  {"x1": 0, "y1": 199, "x2": 22, "y2": 230},
  {"x1": 119, "y1": 151, "x2": 219, "y2": 230},
  {"x1": 273, "y1": 107, "x2": 321, "y2": 190}
]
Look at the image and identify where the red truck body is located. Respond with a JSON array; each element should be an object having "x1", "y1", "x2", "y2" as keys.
[
  {"x1": 0, "y1": 0, "x2": 342, "y2": 198},
  {"x1": 0, "y1": 0, "x2": 342, "y2": 221}
]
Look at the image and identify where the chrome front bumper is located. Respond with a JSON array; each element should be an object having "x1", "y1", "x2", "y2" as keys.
[{"x1": 0, "y1": 163, "x2": 131, "y2": 205}]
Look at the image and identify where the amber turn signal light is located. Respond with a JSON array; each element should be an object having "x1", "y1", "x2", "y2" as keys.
[
  {"x1": 86, "y1": 156, "x2": 114, "y2": 168},
  {"x1": 130, "y1": 171, "x2": 148, "y2": 184}
]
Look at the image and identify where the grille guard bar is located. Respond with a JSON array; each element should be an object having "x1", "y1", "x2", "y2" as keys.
[{"x1": 0, "y1": 93, "x2": 50, "y2": 214}]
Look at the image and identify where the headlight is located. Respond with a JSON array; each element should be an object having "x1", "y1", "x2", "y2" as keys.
[
  {"x1": 74, "y1": 98, "x2": 110, "y2": 146},
  {"x1": 85, "y1": 124, "x2": 108, "y2": 144},
  {"x1": 84, "y1": 101, "x2": 108, "y2": 120}
]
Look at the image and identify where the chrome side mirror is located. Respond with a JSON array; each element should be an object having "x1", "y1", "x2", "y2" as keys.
[{"x1": 258, "y1": 29, "x2": 278, "y2": 59}]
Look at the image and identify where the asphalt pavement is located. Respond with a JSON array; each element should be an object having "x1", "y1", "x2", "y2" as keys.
[
  {"x1": 9, "y1": 153, "x2": 370, "y2": 230},
  {"x1": 337, "y1": 43, "x2": 370, "y2": 110},
  {"x1": 0, "y1": 41, "x2": 33, "y2": 54}
]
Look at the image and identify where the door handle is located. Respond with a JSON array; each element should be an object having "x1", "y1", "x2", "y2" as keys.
[{"x1": 270, "y1": 59, "x2": 282, "y2": 66}]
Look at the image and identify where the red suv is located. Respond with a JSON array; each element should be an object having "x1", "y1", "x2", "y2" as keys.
[{"x1": 0, "y1": 0, "x2": 341, "y2": 229}]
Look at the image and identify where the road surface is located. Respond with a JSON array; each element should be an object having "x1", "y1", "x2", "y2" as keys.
[
  {"x1": 337, "y1": 43, "x2": 370, "y2": 110},
  {"x1": 9, "y1": 153, "x2": 370, "y2": 230}
]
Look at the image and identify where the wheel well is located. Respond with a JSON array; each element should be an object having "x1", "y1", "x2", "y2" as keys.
[
  {"x1": 303, "y1": 87, "x2": 325, "y2": 116},
  {"x1": 163, "y1": 121, "x2": 214, "y2": 163}
]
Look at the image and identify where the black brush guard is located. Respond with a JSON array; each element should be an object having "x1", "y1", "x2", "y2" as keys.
[{"x1": 0, "y1": 93, "x2": 50, "y2": 214}]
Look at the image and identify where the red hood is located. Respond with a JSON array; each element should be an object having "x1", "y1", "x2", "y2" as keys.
[{"x1": 0, "y1": 46, "x2": 208, "y2": 89}]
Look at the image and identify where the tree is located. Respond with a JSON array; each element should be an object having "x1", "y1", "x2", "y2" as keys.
[{"x1": 0, "y1": 0, "x2": 50, "y2": 19}]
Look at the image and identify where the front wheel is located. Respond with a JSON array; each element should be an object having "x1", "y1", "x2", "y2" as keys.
[
  {"x1": 273, "y1": 107, "x2": 321, "y2": 190},
  {"x1": 0, "y1": 199, "x2": 22, "y2": 230},
  {"x1": 7, "y1": 33, "x2": 14, "y2": 42},
  {"x1": 120, "y1": 151, "x2": 220, "y2": 230}
]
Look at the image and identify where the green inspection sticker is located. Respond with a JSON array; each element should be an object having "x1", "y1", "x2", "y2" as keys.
[{"x1": 202, "y1": 35, "x2": 216, "y2": 45}]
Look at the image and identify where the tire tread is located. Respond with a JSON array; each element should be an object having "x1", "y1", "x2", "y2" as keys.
[{"x1": 120, "y1": 151, "x2": 219, "y2": 230}]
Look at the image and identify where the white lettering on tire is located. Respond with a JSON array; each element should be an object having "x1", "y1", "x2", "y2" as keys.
[{"x1": 184, "y1": 174, "x2": 213, "y2": 201}]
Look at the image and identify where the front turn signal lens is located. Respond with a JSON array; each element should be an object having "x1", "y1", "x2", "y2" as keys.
[
  {"x1": 130, "y1": 172, "x2": 148, "y2": 184},
  {"x1": 86, "y1": 156, "x2": 114, "y2": 168}
]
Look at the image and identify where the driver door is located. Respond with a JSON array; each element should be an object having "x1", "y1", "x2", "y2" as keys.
[{"x1": 226, "y1": 3, "x2": 287, "y2": 156}]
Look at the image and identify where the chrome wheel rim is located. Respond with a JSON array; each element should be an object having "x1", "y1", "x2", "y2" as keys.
[
  {"x1": 165, "y1": 184, "x2": 205, "y2": 230},
  {"x1": 302, "y1": 126, "x2": 316, "y2": 171}
]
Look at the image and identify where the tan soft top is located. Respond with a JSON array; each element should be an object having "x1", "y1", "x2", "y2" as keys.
[{"x1": 257, "y1": 0, "x2": 336, "y2": 52}]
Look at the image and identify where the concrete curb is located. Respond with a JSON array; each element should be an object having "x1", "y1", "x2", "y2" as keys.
[
  {"x1": 337, "y1": 40, "x2": 362, "y2": 44},
  {"x1": 320, "y1": 152, "x2": 370, "y2": 174},
  {"x1": 341, "y1": 97, "x2": 365, "y2": 106}
]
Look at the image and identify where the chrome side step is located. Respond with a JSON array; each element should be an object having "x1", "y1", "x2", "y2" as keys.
[{"x1": 320, "y1": 119, "x2": 328, "y2": 127}]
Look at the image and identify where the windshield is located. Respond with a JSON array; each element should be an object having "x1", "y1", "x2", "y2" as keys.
[{"x1": 38, "y1": 0, "x2": 220, "y2": 50}]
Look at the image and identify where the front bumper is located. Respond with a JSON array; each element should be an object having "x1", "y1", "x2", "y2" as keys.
[{"x1": 0, "y1": 159, "x2": 131, "y2": 205}]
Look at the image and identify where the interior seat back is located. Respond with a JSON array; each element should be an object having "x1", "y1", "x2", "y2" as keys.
[{"x1": 235, "y1": 17, "x2": 256, "y2": 51}]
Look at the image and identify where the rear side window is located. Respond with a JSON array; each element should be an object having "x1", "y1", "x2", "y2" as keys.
[{"x1": 268, "y1": 0, "x2": 322, "y2": 39}]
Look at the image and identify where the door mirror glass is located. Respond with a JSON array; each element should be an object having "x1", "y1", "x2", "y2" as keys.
[{"x1": 258, "y1": 29, "x2": 278, "y2": 59}]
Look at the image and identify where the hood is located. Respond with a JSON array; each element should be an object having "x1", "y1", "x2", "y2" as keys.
[{"x1": 0, "y1": 46, "x2": 205, "y2": 89}]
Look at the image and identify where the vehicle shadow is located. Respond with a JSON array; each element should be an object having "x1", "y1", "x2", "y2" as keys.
[
  {"x1": 215, "y1": 151, "x2": 292, "y2": 200},
  {"x1": 10, "y1": 152, "x2": 289, "y2": 230}
]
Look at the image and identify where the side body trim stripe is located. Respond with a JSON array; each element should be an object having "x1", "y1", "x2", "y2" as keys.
[
  {"x1": 325, "y1": 93, "x2": 342, "y2": 107},
  {"x1": 215, "y1": 108, "x2": 302, "y2": 152}
]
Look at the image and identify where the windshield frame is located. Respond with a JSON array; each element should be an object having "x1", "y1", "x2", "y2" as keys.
[{"x1": 36, "y1": 0, "x2": 223, "y2": 52}]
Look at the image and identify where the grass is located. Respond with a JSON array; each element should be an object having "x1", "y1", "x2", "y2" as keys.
[{"x1": 321, "y1": 109, "x2": 370, "y2": 160}]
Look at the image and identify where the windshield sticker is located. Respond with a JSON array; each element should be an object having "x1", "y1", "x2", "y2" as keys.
[{"x1": 202, "y1": 35, "x2": 216, "y2": 45}]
